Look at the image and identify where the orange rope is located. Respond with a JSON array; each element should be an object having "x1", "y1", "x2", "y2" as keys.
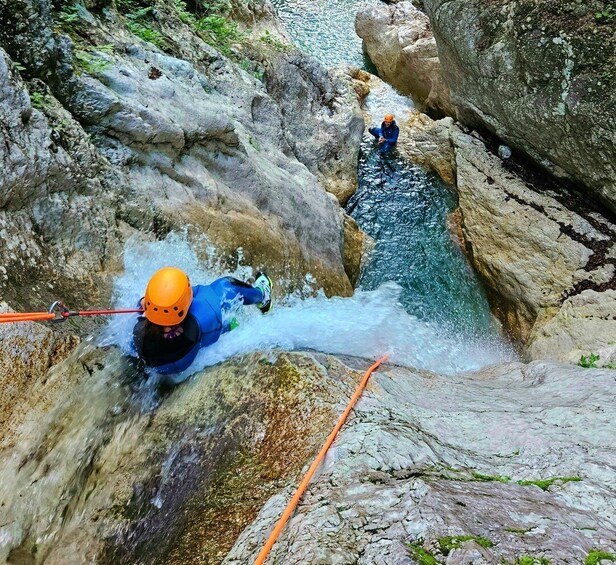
[
  {"x1": 0, "y1": 312, "x2": 55, "y2": 323},
  {"x1": 254, "y1": 354, "x2": 389, "y2": 565}
]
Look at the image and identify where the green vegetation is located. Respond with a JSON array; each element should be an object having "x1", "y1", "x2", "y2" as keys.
[
  {"x1": 585, "y1": 550, "x2": 616, "y2": 565},
  {"x1": 516, "y1": 476, "x2": 581, "y2": 491},
  {"x1": 509, "y1": 557, "x2": 551, "y2": 565},
  {"x1": 173, "y1": 0, "x2": 242, "y2": 56},
  {"x1": 504, "y1": 527, "x2": 532, "y2": 534},
  {"x1": 471, "y1": 471, "x2": 511, "y2": 483},
  {"x1": 595, "y1": 7, "x2": 615, "y2": 22},
  {"x1": 125, "y1": 7, "x2": 169, "y2": 49},
  {"x1": 74, "y1": 48, "x2": 113, "y2": 75},
  {"x1": 57, "y1": 3, "x2": 81, "y2": 30},
  {"x1": 29, "y1": 91, "x2": 47, "y2": 110},
  {"x1": 407, "y1": 542, "x2": 438, "y2": 565},
  {"x1": 578, "y1": 353, "x2": 600, "y2": 368},
  {"x1": 260, "y1": 30, "x2": 290, "y2": 51},
  {"x1": 438, "y1": 535, "x2": 493, "y2": 555}
]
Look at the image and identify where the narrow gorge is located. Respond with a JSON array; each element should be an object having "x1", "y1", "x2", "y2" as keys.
[{"x1": 0, "y1": 0, "x2": 614, "y2": 563}]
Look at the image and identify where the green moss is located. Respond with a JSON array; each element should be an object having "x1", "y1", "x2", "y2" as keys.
[
  {"x1": 471, "y1": 471, "x2": 511, "y2": 483},
  {"x1": 511, "y1": 557, "x2": 551, "y2": 565},
  {"x1": 74, "y1": 49, "x2": 113, "y2": 75},
  {"x1": 585, "y1": 550, "x2": 616, "y2": 565},
  {"x1": 517, "y1": 476, "x2": 581, "y2": 491},
  {"x1": 260, "y1": 30, "x2": 291, "y2": 51},
  {"x1": 438, "y1": 535, "x2": 493, "y2": 555},
  {"x1": 407, "y1": 543, "x2": 439, "y2": 565}
]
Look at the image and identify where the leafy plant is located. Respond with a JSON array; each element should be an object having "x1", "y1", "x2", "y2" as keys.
[
  {"x1": 74, "y1": 49, "x2": 112, "y2": 75},
  {"x1": 260, "y1": 29, "x2": 290, "y2": 51},
  {"x1": 13, "y1": 62, "x2": 27, "y2": 72},
  {"x1": 578, "y1": 353, "x2": 600, "y2": 368},
  {"x1": 195, "y1": 15, "x2": 242, "y2": 55},
  {"x1": 175, "y1": 0, "x2": 198, "y2": 26},
  {"x1": 30, "y1": 91, "x2": 46, "y2": 110},
  {"x1": 57, "y1": 4, "x2": 81, "y2": 27},
  {"x1": 406, "y1": 542, "x2": 438, "y2": 565},
  {"x1": 512, "y1": 557, "x2": 551, "y2": 565},
  {"x1": 438, "y1": 535, "x2": 493, "y2": 555},
  {"x1": 595, "y1": 8, "x2": 615, "y2": 22},
  {"x1": 127, "y1": 21, "x2": 168, "y2": 48},
  {"x1": 585, "y1": 550, "x2": 615, "y2": 565}
]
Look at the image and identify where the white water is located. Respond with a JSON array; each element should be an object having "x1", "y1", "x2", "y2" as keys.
[{"x1": 102, "y1": 234, "x2": 516, "y2": 381}]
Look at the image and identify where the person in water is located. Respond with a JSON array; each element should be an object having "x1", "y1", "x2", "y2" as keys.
[
  {"x1": 368, "y1": 113, "x2": 400, "y2": 154},
  {"x1": 133, "y1": 267, "x2": 273, "y2": 374}
]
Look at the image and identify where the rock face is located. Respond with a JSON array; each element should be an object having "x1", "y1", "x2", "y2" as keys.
[
  {"x1": 0, "y1": 0, "x2": 364, "y2": 318},
  {"x1": 228, "y1": 358, "x2": 616, "y2": 564},
  {"x1": 355, "y1": 1, "x2": 453, "y2": 116},
  {"x1": 1, "y1": 348, "x2": 614, "y2": 564},
  {"x1": 422, "y1": 0, "x2": 616, "y2": 212},
  {"x1": 367, "y1": 71, "x2": 616, "y2": 362}
]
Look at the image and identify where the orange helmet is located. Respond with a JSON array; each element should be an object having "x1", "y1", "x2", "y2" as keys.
[
  {"x1": 144, "y1": 267, "x2": 193, "y2": 326},
  {"x1": 384, "y1": 113, "x2": 395, "y2": 123}
]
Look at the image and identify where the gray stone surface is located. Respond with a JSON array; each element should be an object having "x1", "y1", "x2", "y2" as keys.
[
  {"x1": 422, "y1": 0, "x2": 616, "y2": 212},
  {"x1": 1, "y1": 350, "x2": 614, "y2": 564},
  {"x1": 226, "y1": 358, "x2": 616, "y2": 564},
  {"x1": 0, "y1": 0, "x2": 365, "y2": 316},
  {"x1": 355, "y1": 1, "x2": 453, "y2": 116}
]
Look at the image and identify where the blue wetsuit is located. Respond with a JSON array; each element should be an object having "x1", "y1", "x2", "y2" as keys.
[
  {"x1": 132, "y1": 277, "x2": 264, "y2": 374},
  {"x1": 369, "y1": 121, "x2": 400, "y2": 154}
]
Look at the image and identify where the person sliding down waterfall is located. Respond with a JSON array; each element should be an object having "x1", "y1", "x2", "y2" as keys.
[
  {"x1": 132, "y1": 267, "x2": 273, "y2": 375},
  {"x1": 368, "y1": 113, "x2": 399, "y2": 154}
]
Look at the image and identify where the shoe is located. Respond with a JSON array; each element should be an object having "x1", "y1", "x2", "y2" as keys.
[{"x1": 254, "y1": 272, "x2": 273, "y2": 314}]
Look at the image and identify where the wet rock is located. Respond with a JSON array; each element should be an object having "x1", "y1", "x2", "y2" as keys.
[
  {"x1": 421, "y1": 0, "x2": 616, "y2": 212},
  {"x1": 355, "y1": 1, "x2": 453, "y2": 115},
  {"x1": 227, "y1": 359, "x2": 616, "y2": 564},
  {"x1": 0, "y1": 303, "x2": 79, "y2": 438},
  {"x1": 263, "y1": 57, "x2": 365, "y2": 205},
  {"x1": 0, "y1": 0, "x2": 366, "y2": 315},
  {"x1": 1, "y1": 350, "x2": 614, "y2": 563}
]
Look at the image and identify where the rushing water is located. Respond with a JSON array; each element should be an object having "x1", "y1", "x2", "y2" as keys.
[
  {"x1": 272, "y1": 0, "x2": 507, "y2": 342},
  {"x1": 271, "y1": 0, "x2": 381, "y2": 68},
  {"x1": 104, "y1": 0, "x2": 516, "y2": 379},
  {"x1": 106, "y1": 234, "x2": 514, "y2": 380}
]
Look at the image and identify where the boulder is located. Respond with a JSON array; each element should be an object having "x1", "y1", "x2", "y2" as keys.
[
  {"x1": 451, "y1": 129, "x2": 616, "y2": 355},
  {"x1": 422, "y1": 0, "x2": 616, "y2": 212},
  {"x1": 0, "y1": 0, "x2": 366, "y2": 318},
  {"x1": 1, "y1": 349, "x2": 614, "y2": 563},
  {"x1": 355, "y1": 1, "x2": 453, "y2": 115},
  {"x1": 527, "y1": 289, "x2": 616, "y2": 365}
]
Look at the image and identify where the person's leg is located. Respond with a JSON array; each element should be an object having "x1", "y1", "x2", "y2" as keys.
[
  {"x1": 368, "y1": 127, "x2": 382, "y2": 140},
  {"x1": 379, "y1": 142, "x2": 394, "y2": 154},
  {"x1": 210, "y1": 277, "x2": 264, "y2": 308}
]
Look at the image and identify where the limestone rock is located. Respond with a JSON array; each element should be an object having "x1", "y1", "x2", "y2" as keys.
[
  {"x1": 451, "y1": 129, "x2": 616, "y2": 354},
  {"x1": 422, "y1": 0, "x2": 616, "y2": 212},
  {"x1": 1, "y1": 350, "x2": 614, "y2": 563},
  {"x1": 527, "y1": 289, "x2": 616, "y2": 365},
  {"x1": 355, "y1": 1, "x2": 453, "y2": 115},
  {"x1": 0, "y1": 303, "x2": 79, "y2": 437},
  {"x1": 0, "y1": 0, "x2": 366, "y2": 314},
  {"x1": 227, "y1": 359, "x2": 616, "y2": 564},
  {"x1": 264, "y1": 57, "x2": 365, "y2": 205}
]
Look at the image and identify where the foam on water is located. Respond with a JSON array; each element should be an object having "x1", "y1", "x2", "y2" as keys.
[{"x1": 102, "y1": 234, "x2": 516, "y2": 382}]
